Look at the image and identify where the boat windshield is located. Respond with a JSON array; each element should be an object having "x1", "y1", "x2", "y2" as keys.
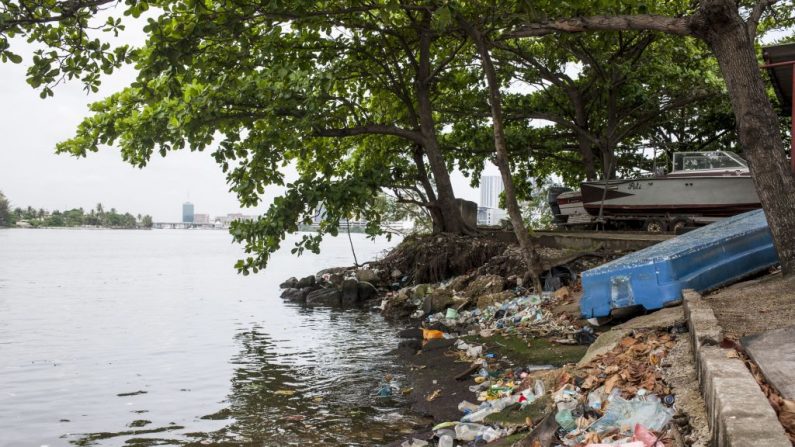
[{"x1": 672, "y1": 151, "x2": 748, "y2": 172}]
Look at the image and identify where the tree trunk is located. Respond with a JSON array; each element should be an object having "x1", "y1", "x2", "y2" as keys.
[
  {"x1": 693, "y1": 0, "x2": 795, "y2": 274},
  {"x1": 462, "y1": 18, "x2": 544, "y2": 292},
  {"x1": 572, "y1": 97, "x2": 598, "y2": 180},
  {"x1": 415, "y1": 17, "x2": 473, "y2": 235},
  {"x1": 412, "y1": 145, "x2": 444, "y2": 233}
]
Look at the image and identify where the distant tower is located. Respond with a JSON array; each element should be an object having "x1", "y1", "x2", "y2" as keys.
[
  {"x1": 182, "y1": 202, "x2": 194, "y2": 223},
  {"x1": 479, "y1": 176, "x2": 504, "y2": 208}
]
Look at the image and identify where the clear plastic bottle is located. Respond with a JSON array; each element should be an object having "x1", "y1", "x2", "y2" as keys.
[
  {"x1": 534, "y1": 379, "x2": 545, "y2": 397},
  {"x1": 438, "y1": 434, "x2": 454, "y2": 447},
  {"x1": 454, "y1": 423, "x2": 485, "y2": 441}
]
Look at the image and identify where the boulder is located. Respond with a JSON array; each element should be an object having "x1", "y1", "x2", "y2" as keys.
[
  {"x1": 297, "y1": 275, "x2": 316, "y2": 289},
  {"x1": 413, "y1": 283, "x2": 432, "y2": 299},
  {"x1": 280, "y1": 287, "x2": 305, "y2": 302},
  {"x1": 477, "y1": 290, "x2": 515, "y2": 309},
  {"x1": 448, "y1": 273, "x2": 475, "y2": 292},
  {"x1": 326, "y1": 273, "x2": 345, "y2": 287},
  {"x1": 357, "y1": 281, "x2": 378, "y2": 301},
  {"x1": 463, "y1": 274, "x2": 505, "y2": 298},
  {"x1": 341, "y1": 278, "x2": 359, "y2": 306},
  {"x1": 306, "y1": 288, "x2": 342, "y2": 307},
  {"x1": 280, "y1": 277, "x2": 298, "y2": 289},
  {"x1": 316, "y1": 266, "x2": 348, "y2": 278},
  {"x1": 422, "y1": 288, "x2": 455, "y2": 315},
  {"x1": 355, "y1": 269, "x2": 379, "y2": 283}
]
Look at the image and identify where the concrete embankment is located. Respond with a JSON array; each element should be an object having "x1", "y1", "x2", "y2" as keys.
[{"x1": 684, "y1": 290, "x2": 790, "y2": 447}]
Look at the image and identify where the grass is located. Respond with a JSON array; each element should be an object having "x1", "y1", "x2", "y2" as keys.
[{"x1": 464, "y1": 334, "x2": 588, "y2": 366}]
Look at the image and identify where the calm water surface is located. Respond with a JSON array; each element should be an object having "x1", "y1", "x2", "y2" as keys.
[{"x1": 0, "y1": 229, "x2": 416, "y2": 447}]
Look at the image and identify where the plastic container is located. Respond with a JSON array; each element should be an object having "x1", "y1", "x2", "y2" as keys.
[
  {"x1": 454, "y1": 423, "x2": 486, "y2": 441},
  {"x1": 438, "y1": 434, "x2": 454, "y2": 447}
]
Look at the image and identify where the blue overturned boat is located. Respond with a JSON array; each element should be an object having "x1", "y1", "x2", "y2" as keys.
[{"x1": 580, "y1": 209, "x2": 779, "y2": 319}]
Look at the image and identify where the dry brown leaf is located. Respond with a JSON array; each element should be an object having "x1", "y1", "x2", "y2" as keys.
[
  {"x1": 604, "y1": 374, "x2": 620, "y2": 394},
  {"x1": 581, "y1": 375, "x2": 598, "y2": 390}
]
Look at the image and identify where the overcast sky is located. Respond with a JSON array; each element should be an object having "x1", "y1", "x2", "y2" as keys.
[{"x1": 0, "y1": 19, "x2": 491, "y2": 222}]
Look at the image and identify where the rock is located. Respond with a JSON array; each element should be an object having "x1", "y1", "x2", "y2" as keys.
[
  {"x1": 306, "y1": 288, "x2": 342, "y2": 307},
  {"x1": 448, "y1": 274, "x2": 475, "y2": 292},
  {"x1": 326, "y1": 273, "x2": 345, "y2": 287},
  {"x1": 355, "y1": 269, "x2": 379, "y2": 283},
  {"x1": 462, "y1": 274, "x2": 505, "y2": 298},
  {"x1": 341, "y1": 278, "x2": 359, "y2": 306},
  {"x1": 316, "y1": 266, "x2": 348, "y2": 279},
  {"x1": 477, "y1": 290, "x2": 515, "y2": 309},
  {"x1": 391, "y1": 269, "x2": 402, "y2": 279},
  {"x1": 280, "y1": 287, "x2": 307, "y2": 302},
  {"x1": 297, "y1": 275, "x2": 315, "y2": 289},
  {"x1": 413, "y1": 284, "x2": 432, "y2": 299},
  {"x1": 422, "y1": 288, "x2": 454, "y2": 315},
  {"x1": 357, "y1": 281, "x2": 378, "y2": 301},
  {"x1": 280, "y1": 277, "x2": 298, "y2": 289}
]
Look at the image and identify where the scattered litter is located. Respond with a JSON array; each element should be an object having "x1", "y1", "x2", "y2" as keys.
[{"x1": 426, "y1": 389, "x2": 441, "y2": 401}]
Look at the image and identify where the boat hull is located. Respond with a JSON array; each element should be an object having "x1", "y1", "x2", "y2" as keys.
[{"x1": 580, "y1": 175, "x2": 760, "y2": 217}]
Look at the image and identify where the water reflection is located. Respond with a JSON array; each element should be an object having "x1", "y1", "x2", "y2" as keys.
[
  {"x1": 1, "y1": 230, "x2": 414, "y2": 447},
  {"x1": 193, "y1": 314, "x2": 422, "y2": 446}
]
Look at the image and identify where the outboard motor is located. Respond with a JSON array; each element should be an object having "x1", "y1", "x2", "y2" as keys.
[{"x1": 547, "y1": 186, "x2": 573, "y2": 224}]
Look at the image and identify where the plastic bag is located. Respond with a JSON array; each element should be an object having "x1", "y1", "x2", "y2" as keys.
[{"x1": 589, "y1": 396, "x2": 673, "y2": 434}]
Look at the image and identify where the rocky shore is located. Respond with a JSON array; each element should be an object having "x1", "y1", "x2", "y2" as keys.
[{"x1": 278, "y1": 234, "x2": 712, "y2": 447}]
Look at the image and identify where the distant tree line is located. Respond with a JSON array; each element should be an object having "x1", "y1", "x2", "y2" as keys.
[{"x1": 0, "y1": 192, "x2": 152, "y2": 229}]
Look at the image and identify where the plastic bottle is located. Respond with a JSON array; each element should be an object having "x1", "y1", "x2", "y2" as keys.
[
  {"x1": 457, "y1": 400, "x2": 479, "y2": 414},
  {"x1": 454, "y1": 423, "x2": 485, "y2": 441},
  {"x1": 438, "y1": 434, "x2": 454, "y2": 447},
  {"x1": 533, "y1": 379, "x2": 545, "y2": 397}
]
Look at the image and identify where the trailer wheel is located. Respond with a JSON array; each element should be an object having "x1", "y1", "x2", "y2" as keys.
[
  {"x1": 671, "y1": 218, "x2": 689, "y2": 234},
  {"x1": 644, "y1": 219, "x2": 666, "y2": 233}
]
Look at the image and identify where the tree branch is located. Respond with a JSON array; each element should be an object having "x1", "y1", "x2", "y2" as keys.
[
  {"x1": 747, "y1": 0, "x2": 778, "y2": 39},
  {"x1": 507, "y1": 15, "x2": 692, "y2": 38},
  {"x1": 313, "y1": 124, "x2": 425, "y2": 145}
]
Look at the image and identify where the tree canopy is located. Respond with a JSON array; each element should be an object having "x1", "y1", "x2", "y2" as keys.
[{"x1": 3, "y1": 0, "x2": 794, "y2": 275}]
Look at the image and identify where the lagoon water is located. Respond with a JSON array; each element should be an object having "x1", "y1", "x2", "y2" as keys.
[{"x1": 0, "y1": 229, "x2": 412, "y2": 447}]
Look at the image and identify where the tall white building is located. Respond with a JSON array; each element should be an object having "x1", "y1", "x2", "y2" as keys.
[{"x1": 479, "y1": 176, "x2": 504, "y2": 209}]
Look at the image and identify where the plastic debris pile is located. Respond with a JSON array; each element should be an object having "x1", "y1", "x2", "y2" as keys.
[
  {"x1": 417, "y1": 330, "x2": 678, "y2": 446},
  {"x1": 427, "y1": 293, "x2": 580, "y2": 339}
]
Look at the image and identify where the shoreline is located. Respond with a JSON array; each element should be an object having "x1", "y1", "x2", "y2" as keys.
[{"x1": 279, "y1": 233, "x2": 714, "y2": 447}]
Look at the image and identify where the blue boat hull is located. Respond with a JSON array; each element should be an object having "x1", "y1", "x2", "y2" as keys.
[{"x1": 580, "y1": 210, "x2": 779, "y2": 319}]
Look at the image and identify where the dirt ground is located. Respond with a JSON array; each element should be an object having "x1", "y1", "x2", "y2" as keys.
[{"x1": 704, "y1": 271, "x2": 795, "y2": 339}]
